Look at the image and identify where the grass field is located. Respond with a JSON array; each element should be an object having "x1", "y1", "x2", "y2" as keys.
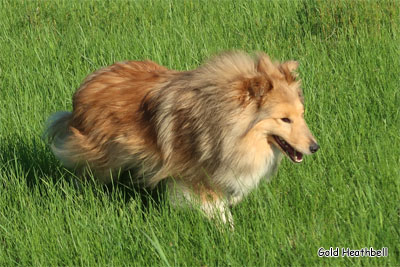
[{"x1": 0, "y1": 0, "x2": 399, "y2": 265}]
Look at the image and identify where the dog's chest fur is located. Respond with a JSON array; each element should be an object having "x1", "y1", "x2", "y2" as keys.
[{"x1": 218, "y1": 143, "x2": 283, "y2": 201}]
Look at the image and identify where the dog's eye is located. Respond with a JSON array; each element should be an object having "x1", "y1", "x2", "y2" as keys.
[{"x1": 281, "y1": 118, "x2": 292, "y2": 123}]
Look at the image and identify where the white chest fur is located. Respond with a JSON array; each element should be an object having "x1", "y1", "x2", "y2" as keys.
[{"x1": 218, "y1": 143, "x2": 282, "y2": 201}]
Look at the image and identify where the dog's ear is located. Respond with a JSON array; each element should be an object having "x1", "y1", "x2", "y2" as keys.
[
  {"x1": 256, "y1": 53, "x2": 275, "y2": 74},
  {"x1": 279, "y1": 60, "x2": 299, "y2": 84},
  {"x1": 243, "y1": 75, "x2": 272, "y2": 100},
  {"x1": 280, "y1": 60, "x2": 303, "y2": 103},
  {"x1": 256, "y1": 53, "x2": 288, "y2": 84}
]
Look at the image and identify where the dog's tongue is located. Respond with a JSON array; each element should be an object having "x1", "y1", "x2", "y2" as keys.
[
  {"x1": 288, "y1": 147, "x2": 303, "y2": 163},
  {"x1": 296, "y1": 151, "x2": 303, "y2": 161},
  {"x1": 288, "y1": 146, "x2": 303, "y2": 163},
  {"x1": 273, "y1": 135, "x2": 303, "y2": 163}
]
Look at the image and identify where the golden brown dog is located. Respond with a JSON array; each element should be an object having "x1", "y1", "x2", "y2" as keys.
[{"x1": 45, "y1": 51, "x2": 319, "y2": 226}]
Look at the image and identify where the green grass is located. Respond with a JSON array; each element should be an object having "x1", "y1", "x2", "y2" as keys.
[{"x1": 0, "y1": 0, "x2": 399, "y2": 265}]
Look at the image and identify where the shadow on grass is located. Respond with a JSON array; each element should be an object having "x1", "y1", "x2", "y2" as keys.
[
  {"x1": 104, "y1": 172, "x2": 167, "y2": 211},
  {"x1": 0, "y1": 136, "x2": 166, "y2": 211}
]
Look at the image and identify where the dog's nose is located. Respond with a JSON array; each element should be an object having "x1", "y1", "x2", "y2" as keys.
[{"x1": 309, "y1": 143, "x2": 319, "y2": 153}]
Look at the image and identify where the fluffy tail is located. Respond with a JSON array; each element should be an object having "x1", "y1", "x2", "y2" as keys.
[
  {"x1": 44, "y1": 112, "x2": 116, "y2": 183},
  {"x1": 44, "y1": 111, "x2": 77, "y2": 168}
]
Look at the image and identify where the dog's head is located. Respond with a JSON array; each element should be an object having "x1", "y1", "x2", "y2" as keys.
[{"x1": 241, "y1": 53, "x2": 319, "y2": 163}]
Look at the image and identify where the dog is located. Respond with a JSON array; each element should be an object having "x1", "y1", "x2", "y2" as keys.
[{"x1": 45, "y1": 51, "x2": 319, "y2": 226}]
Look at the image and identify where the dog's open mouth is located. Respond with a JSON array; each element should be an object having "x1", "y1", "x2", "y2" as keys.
[{"x1": 273, "y1": 135, "x2": 303, "y2": 163}]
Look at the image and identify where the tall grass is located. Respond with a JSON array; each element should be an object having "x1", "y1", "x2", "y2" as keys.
[{"x1": 0, "y1": 0, "x2": 399, "y2": 265}]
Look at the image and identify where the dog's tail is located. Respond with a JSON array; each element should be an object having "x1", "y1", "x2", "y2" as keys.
[
  {"x1": 44, "y1": 111, "x2": 78, "y2": 169},
  {"x1": 44, "y1": 112, "x2": 116, "y2": 183}
]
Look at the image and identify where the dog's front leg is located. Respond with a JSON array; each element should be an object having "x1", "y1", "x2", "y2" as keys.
[
  {"x1": 200, "y1": 198, "x2": 234, "y2": 229},
  {"x1": 167, "y1": 179, "x2": 234, "y2": 229}
]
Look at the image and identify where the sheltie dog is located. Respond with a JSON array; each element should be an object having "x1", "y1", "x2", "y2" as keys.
[{"x1": 45, "y1": 51, "x2": 319, "y2": 226}]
